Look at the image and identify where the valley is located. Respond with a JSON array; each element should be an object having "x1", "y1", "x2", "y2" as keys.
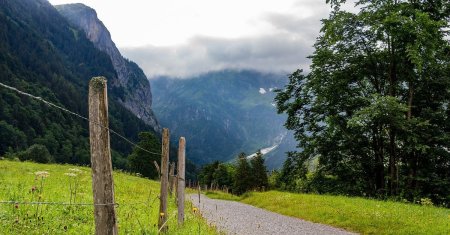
[{"x1": 152, "y1": 70, "x2": 297, "y2": 169}]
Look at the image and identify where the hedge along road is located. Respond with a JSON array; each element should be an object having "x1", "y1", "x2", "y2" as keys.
[{"x1": 189, "y1": 194, "x2": 357, "y2": 235}]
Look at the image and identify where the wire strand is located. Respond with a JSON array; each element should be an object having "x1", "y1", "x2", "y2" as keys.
[
  {"x1": 0, "y1": 201, "x2": 118, "y2": 207},
  {"x1": 0, "y1": 81, "x2": 161, "y2": 156}
]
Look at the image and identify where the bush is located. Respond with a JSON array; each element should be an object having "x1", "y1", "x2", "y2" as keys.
[{"x1": 18, "y1": 144, "x2": 53, "y2": 163}]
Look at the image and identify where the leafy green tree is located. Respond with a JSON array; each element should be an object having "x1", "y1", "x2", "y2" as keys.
[
  {"x1": 198, "y1": 161, "x2": 220, "y2": 187},
  {"x1": 276, "y1": 0, "x2": 450, "y2": 204},
  {"x1": 250, "y1": 150, "x2": 268, "y2": 190},
  {"x1": 268, "y1": 169, "x2": 281, "y2": 190},
  {"x1": 233, "y1": 152, "x2": 253, "y2": 195},
  {"x1": 198, "y1": 161, "x2": 234, "y2": 189},
  {"x1": 128, "y1": 132, "x2": 161, "y2": 179},
  {"x1": 212, "y1": 163, "x2": 234, "y2": 188}
]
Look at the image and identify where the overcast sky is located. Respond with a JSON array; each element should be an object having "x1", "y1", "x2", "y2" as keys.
[{"x1": 48, "y1": 0, "x2": 336, "y2": 78}]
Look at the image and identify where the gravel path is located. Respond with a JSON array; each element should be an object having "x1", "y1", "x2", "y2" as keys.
[{"x1": 189, "y1": 194, "x2": 356, "y2": 235}]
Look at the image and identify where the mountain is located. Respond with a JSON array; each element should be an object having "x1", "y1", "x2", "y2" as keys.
[
  {"x1": 55, "y1": 3, "x2": 160, "y2": 133},
  {"x1": 152, "y1": 70, "x2": 297, "y2": 169},
  {"x1": 0, "y1": 0, "x2": 157, "y2": 168}
]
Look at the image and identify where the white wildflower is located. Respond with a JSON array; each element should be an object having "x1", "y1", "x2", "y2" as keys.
[
  {"x1": 68, "y1": 168, "x2": 82, "y2": 173},
  {"x1": 64, "y1": 173, "x2": 77, "y2": 177},
  {"x1": 34, "y1": 171, "x2": 50, "y2": 178}
]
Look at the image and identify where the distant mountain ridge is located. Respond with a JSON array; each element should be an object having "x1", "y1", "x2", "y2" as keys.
[
  {"x1": 55, "y1": 3, "x2": 160, "y2": 132},
  {"x1": 152, "y1": 70, "x2": 297, "y2": 169}
]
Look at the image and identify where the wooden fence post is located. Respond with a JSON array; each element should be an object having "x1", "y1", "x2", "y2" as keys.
[
  {"x1": 154, "y1": 161, "x2": 161, "y2": 180},
  {"x1": 88, "y1": 77, "x2": 118, "y2": 235},
  {"x1": 169, "y1": 162, "x2": 175, "y2": 196},
  {"x1": 158, "y1": 128, "x2": 170, "y2": 232},
  {"x1": 177, "y1": 137, "x2": 186, "y2": 225}
]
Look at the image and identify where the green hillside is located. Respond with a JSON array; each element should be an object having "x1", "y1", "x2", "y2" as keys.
[
  {"x1": 0, "y1": 160, "x2": 216, "y2": 234},
  {"x1": 0, "y1": 0, "x2": 153, "y2": 168},
  {"x1": 206, "y1": 190, "x2": 450, "y2": 235}
]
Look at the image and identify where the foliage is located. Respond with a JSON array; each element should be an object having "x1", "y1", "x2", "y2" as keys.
[
  {"x1": 249, "y1": 150, "x2": 268, "y2": 190},
  {"x1": 0, "y1": 160, "x2": 217, "y2": 234},
  {"x1": 267, "y1": 169, "x2": 281, "y2": 190},
  {"x1": 198, "y1": 151, "x2": 269, "y2": 195},
  {"x1": 275, "y1": 0, "x2": 450, "y2": 205},
  {"x1": 198, "y1": 161, "x2": 234, "y2": 189},
  {"x1": 210, "y1": 190, "x2": 450, "y2": 235},
  {"x1": 233, "y1": 153, "x2": 254, "y2": 195},
  {"x1": 17, "y1": 144, "x2": 53, "y2": 163},
  {"x1": 127, "y1": 132, "x2": 161, "y2": 179}
]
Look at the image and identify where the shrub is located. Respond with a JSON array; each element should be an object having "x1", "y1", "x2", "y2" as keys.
[{"x1": 18, "y1": 144, "x2": 53, "y2": 163}]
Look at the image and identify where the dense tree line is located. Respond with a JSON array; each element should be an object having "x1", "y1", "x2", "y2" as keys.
[
  {"x1": 198, "y1": 151, "x2": 269, "y2": 195},
  {"x1": 275, "y1": 0, "x2": 450, "y2": 206}
]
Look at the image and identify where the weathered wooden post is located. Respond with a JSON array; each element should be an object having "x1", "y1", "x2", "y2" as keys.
[
  {"x1": 88, "y1": 77, "x2": 118, "y2": 235},
  {"x1": 174, "y1": 173, "x2": 178, "y2": 204},
  {"x1": 158, "y1": 128, "x2": 170, "y2": 232},
  {"x1": 169, "y1": 162, "x2": 175, "y2": 196},
  {"x1": 177, "y1": 137, "x2": 186, "y2": 225},
  {"x1": 154, "y1": 161, "x2": 161, "y2": 180}
]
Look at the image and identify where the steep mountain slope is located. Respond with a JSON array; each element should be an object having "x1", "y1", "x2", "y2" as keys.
[
  {"x1": 0, "y1": 0, "x2": 156, "y2": 167},
  {"x1": 152, "y1": 70, "x2": 297, "y2": 169},
  {"x1": 55, "y1": 3, "x2": 160, "y2": 132}
]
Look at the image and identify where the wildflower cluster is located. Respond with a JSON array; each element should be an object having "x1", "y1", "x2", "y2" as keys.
[
  {"x1": 65, "y1": 168, "x2": 83, "y2": 206},
  {"x1": 34, "y1": 171, "x2": 49, "y2": 178}
]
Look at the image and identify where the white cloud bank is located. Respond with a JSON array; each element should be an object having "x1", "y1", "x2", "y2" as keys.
[
  {"x1": 119, "y1": 0, "x2": 333, "y2": 78},
  {"x1": 50, "y1": 0, "x2": 345, "y2": 78}
]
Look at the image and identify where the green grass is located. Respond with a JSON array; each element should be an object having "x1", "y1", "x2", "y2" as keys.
[
  {"x1": 0, "y1": 160, "x2": 218, "y2": 234},
  {"x1": 204, "y1": 191, "x2": 240, "y2": 201},
  {"x1": 205, "y1": 190, "x2": 450, "y2": 235}
]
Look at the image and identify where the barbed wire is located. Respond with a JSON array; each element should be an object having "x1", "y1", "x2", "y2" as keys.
[
  {"x1": 0, "y1": 81, "x2": 161, "y2": 156},
  {"x1": 0, "y1": 199, "x2": 160, "y2": 207},
  {"x1": 0, "y1": 200, "x2": 118, "y2": 207}
]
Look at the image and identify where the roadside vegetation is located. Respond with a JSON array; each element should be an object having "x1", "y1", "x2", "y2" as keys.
[
  {"x1": 0, "y1": 160, "x2": 217, "y2": 234},
  {"x1": 198, "y1": 150, "x2": 268, "y2": 195},
  {"x1": 205, "y1": 190, "x2": 450, "y2": 235}
]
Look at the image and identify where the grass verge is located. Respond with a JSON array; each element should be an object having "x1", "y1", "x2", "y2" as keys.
[
  {"x1": 205, "y1": 190, "x2": 450, "y2": 235},
  {"x1": 0, "y1": 160, "x2": 217, "y2": 234}
]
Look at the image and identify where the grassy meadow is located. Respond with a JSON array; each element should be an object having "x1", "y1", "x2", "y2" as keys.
[
  {"x1": 205, "y1": 190, "x2": 450, "y2": 235},
  {"x1": 0, "y1": 160, "x2": 217, "y2": 234}
]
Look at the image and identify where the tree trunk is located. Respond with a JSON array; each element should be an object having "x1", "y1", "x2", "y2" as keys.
[{"x1": 373, "y1": 125, "x2": 385, "y2": 194}]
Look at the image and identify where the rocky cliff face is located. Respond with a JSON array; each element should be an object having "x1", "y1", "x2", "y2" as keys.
[{"x1": 56, "y1": 3, "x2": 160, "y2": 132}]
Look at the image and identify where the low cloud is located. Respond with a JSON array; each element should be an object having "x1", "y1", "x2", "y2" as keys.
[{"x1": 120, "y1": 2, "x2": 330, "y2": 78}]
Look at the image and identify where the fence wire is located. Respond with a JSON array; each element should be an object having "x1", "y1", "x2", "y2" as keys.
[
  {"x1": 0, "y1": 201, "x2": 118, "y2": 207},
  {"x1": 0, "y1": 81, "x2": 161, "y2": 156}
]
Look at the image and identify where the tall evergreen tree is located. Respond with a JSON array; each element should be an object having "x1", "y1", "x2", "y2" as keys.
[
  {"x1": 233, "y1": 152, "x2": 253, "y2": 195},
  {"x1": 276, "y1": 0, "x2": 450, "y2": 204},
  {"x1": 250, "y1": 150, "x2": 268, "y2": 190}
]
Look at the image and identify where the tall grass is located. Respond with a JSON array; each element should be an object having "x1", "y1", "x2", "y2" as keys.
[
  {"x1": 206, "y1": 190, "x2": 450, "y2": 235},
  {"x1": 0, "y1": 160, "x2": 217, "y2": 234}
]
